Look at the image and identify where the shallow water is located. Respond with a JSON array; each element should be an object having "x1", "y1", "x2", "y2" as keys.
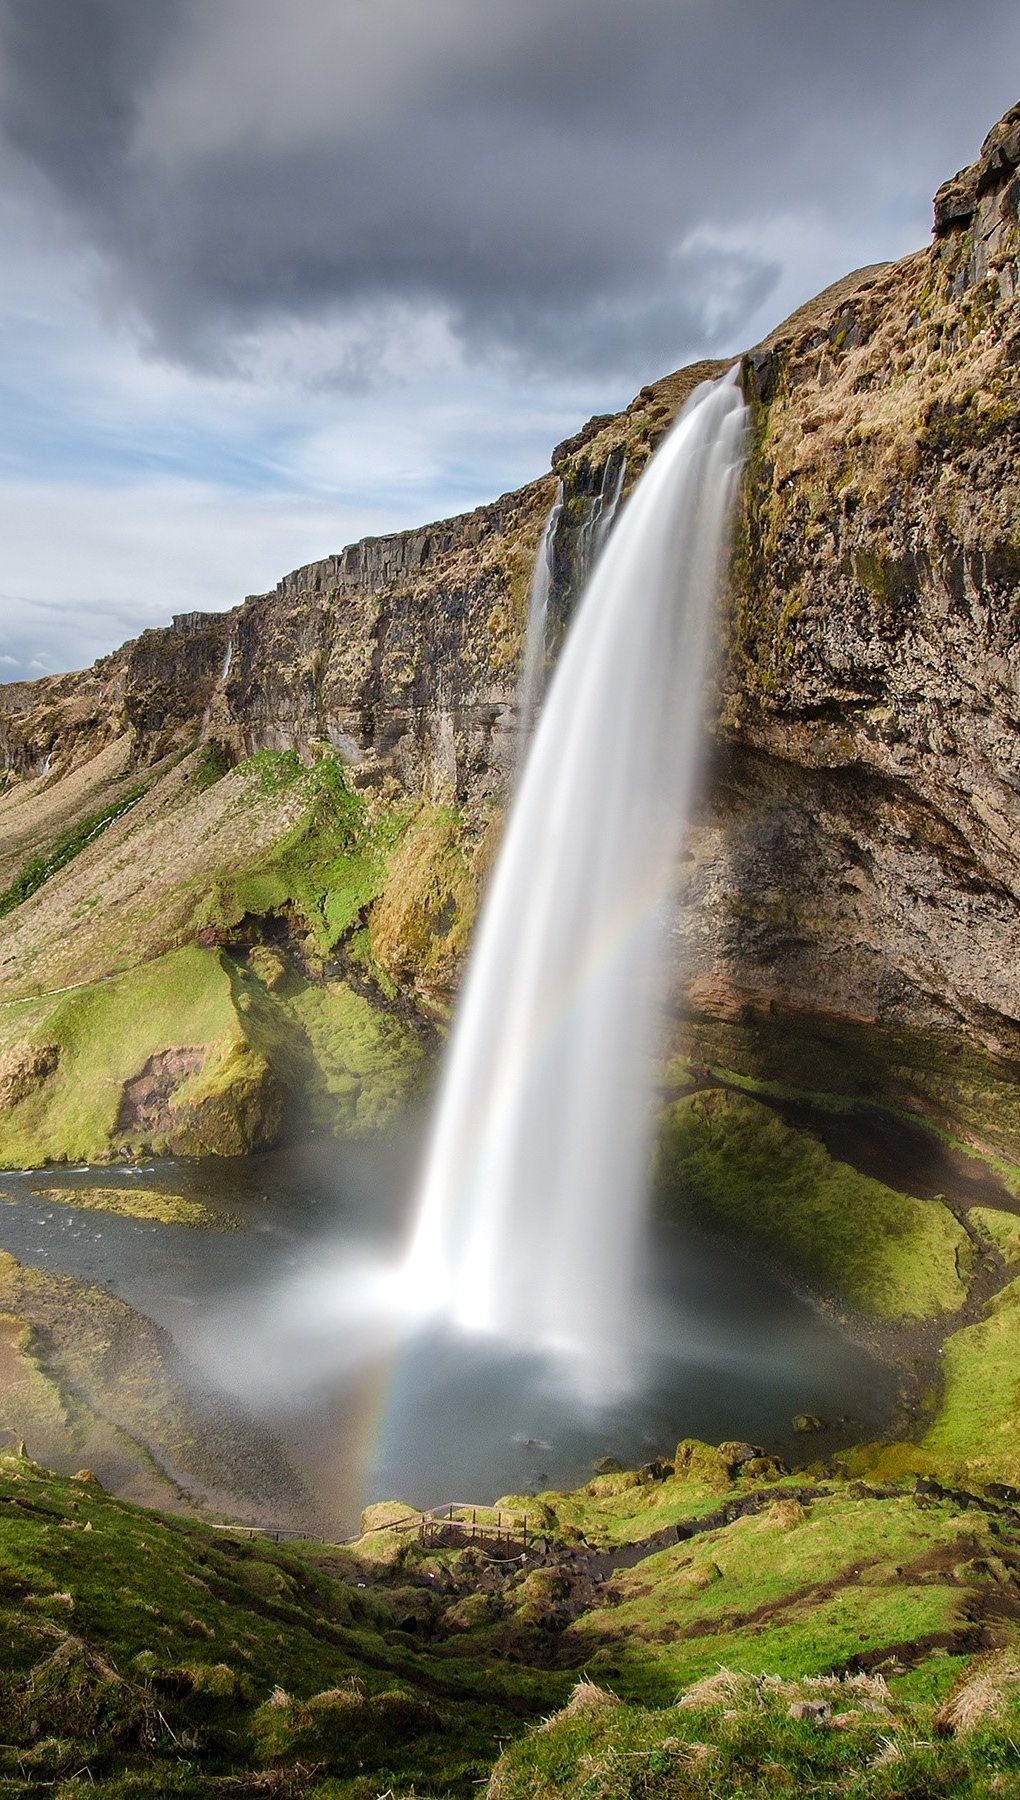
[{"x1": 0, "y1": 1136, "x2": 896, "y2": 1534}]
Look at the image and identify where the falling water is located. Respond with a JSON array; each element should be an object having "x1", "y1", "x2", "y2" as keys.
[
  {"x1": 201, "y1": 635, "x2": 234, "y2": 736},
  {"x1": 515, "y1": 482, "x2": 563, "y2": 755},
  {"x1": 577, "y1": 452, "x2": 627, "y2": 583},
  {"x1": 403, "y1": 370, "x2": 746, "y2": 1387}
]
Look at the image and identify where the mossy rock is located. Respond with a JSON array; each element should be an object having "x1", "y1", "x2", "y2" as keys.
[
  {"x1": 673, "y1": 1439, "x2": 732, "y2": 1492},
  {"x1": 359, "y1": 1499, "x2": 419, "y2": 1534},
  {"x1": 922, "y1": 1276, "x2": 1020, "y2": 1484},
  {"x1": 658, "y1": 1089, "x2": 971, "y2": 1321},
  {"x1": 443, "y1": 1590, "x2": 497, "y2": 1632}
]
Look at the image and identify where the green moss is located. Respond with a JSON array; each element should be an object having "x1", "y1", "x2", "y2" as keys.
[
  {"x1": 675, "y1": 1008, "x2": 1020, "y2": 1189},
  {"x1": 283, "y1": 976, "x2": 424, "y2": 1134},
  {"x1": 0, "y1": 946, "x2": 240, "y2": 1166},
  {"x1": 923, "y1": 1277, "x2": 1020, "y2": 1483},
  {"x1": 25, "y1": 1187, "x2": 220, "y2": 1229},
  {"x1": 169, "y1": 1036, "x2": 285, "y2": 1156},
  {"x1": 969, "y1": 1205, "x2": 1020, "y2": 1265},
  {"x1": 191, "y1": 751, "x2": 412, "y2": 964},
  {"x1": 657, "y1": 1089, "x2": 970, "y2": 1321},
  {"x1": 369, "y1": 802, "x2": 479, "y2": 996}
]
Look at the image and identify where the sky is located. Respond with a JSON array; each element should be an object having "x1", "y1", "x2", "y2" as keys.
[{"x1": 0, "y1": 1, "x2": 1018, "y2": 683}]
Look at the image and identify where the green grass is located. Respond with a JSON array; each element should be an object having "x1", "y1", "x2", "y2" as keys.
[
  {"x1": 0, "y1": 749, "x2": 443, "y2": 1164},
  {"x1": 194, "y1": 751, "x2": 410, "y2": 962},
  {"x1": 0, "y1": 1453, "x2": 558, "y2": 1797},
  {"x1": 657, "y1": 1090, "x2": 971, "y2": 1321},
  {"x1": 0, "y1": 929, "x2": 427, "y2": 1166},
  {"x1": 2, "y1": 1442, "x2": 1020, "y2": 1795},
  {"x1": 0, "y1": 945, "x2": 240, "y2": 1165},
  {"x1": 489, "y1": 1670, "x2": 1020, "y2": 1799},
  {"x1": 566, "y1": 1492, "x2": 973, "y2": 1700},
  {"x1": 923, "y1": 1276, "x2": 1020, "y2": 1483},
  {"x1": 0, "y1": 785, "x2": 148, "y2": 920}
]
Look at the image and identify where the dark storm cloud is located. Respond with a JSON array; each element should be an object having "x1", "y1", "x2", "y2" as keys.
[{"x1": 1, "y1": 0, "x2": 1018, "y2": 384}]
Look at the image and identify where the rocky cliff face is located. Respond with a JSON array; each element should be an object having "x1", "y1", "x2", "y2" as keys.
[
  {"x1": 3, "y1": 106, "x2": 1020, "y2": 1162},
  {"x1": 0, "y1": 610, "x2": 230, "y2": 778},
  {"x1": 0, "y1": 363, "x2": 721, "y2": 805},
  {"x1": 677, "y1": 102, "x2": 1020, "y2": 1148}
]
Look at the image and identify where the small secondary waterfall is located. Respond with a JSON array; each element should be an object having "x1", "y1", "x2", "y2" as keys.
[
  {"x1": 515, "y1": 482, "x2": 563, "y2": 755},
  {"x1": 577, "y1": 452, "x2": 627, "y2": 584},
  {"x1": 201, "y1": 635, "x2": 234, "y2": 736},
  {"x1": 403, "y1": 370, "x2": 746, "y2": 1383}
]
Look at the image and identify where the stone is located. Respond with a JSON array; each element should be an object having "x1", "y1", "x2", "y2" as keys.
[
  {"x1": 717, "y1": 1441, "x2": 762, "y2": 1468},
  {"x1": 0, "y1": 1042, "x2": 59, "y2": 1110},
  {"x1": 788, "y1": 1699, "x2": 830, "y2": 1722}
]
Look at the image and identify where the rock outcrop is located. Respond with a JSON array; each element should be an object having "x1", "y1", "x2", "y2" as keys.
[{"x1": 682, "y1": 102, "x2": 1020, "y2": 1135}]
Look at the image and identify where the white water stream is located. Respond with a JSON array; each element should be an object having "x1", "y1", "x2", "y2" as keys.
[
  {"x1": 577, "y1": 451, "x2": 627, "y2": 583},
  {"x1": 514, "y1": 481, "x2": 563, "y2": 757},
  {"x1": 402, "y1": 370, "x2": 746, "y2": 1387}
]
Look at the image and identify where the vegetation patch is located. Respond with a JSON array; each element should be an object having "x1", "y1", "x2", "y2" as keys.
[
  {"x1": 194, "y1": 751, "x2": 409, "y2": 963},
  {"x1": 969, "y1": 1205, "x2": 1020, "y2": 1265},
  {"x1": 0, "y1": 784, "x2": 147, "y2": 920},
  {"x1": 0, "y1": 945, "x2": 241, "y2": 1165},
  {"x1": 0, "y1": 1452, "x2": 549, "y2": 1798},
  {"x1": 657, "y1": 1089, "x2": 970, "y2": 1321},
  {"x1": 0, "y1": 1423, "x2": 1020, "y2": 1793},
  {"x1": 922, "y1": 1277, "x2": 1020, "y2": 1485},
  {"x1": 368, "y1": 801, "x2": 481, "y2": 1002},
  {"x1": 26, "y1": 1186, "x2": 221, "y2": 1229},
  {"x1": 0, "y1": 1253, "x2": 304, "y2": 1512},
  {"x1": 283, "y1": 975, "x2": 425, "y2": 1135},
  {"x1": 489, "y1": 1665, "x2": 1020, "y2": 1799}
]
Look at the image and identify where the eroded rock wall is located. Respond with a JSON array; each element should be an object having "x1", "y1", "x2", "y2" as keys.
[{"x1": 690, "y1": 103, "x2": 1020, "y2": 1067}]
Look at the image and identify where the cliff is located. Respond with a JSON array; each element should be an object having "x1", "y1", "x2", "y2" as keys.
[
  {"x1": 682, "y1": 100, "x2": 1020, "y2": 1151},
  {"x1": 2, "y1": 106, "x2": 1020, "y2": 1165}
]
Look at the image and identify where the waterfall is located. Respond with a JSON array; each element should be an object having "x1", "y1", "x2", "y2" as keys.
[
  {"x1": 577, "y1": 452, "x2": 627, "y2": 583},
  {"x1": 597, "y1": 452, "x2": 627, "y2": 551},
  {"x1": 515, "y1": 482, "x2": 563, "y2": 755},
  {"x1": 201, "y1": 635, "x2": 234, "y2": 736},
  {"x1": 402, "y1": 370, "x2": 746, "y2": 1385}
]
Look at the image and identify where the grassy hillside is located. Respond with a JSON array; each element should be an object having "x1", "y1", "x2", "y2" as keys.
[
  {"x1": 0, "y1": 744, "x2": 488, "y2": 1164},
  {"x1": 3, "y1": 1440, "x2": 1020, "y2": 1798}
]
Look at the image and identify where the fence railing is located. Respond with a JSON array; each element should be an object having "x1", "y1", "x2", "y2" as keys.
[{"x1": 208, "y1": 1501, "x2": 537, "y2": 1557}]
